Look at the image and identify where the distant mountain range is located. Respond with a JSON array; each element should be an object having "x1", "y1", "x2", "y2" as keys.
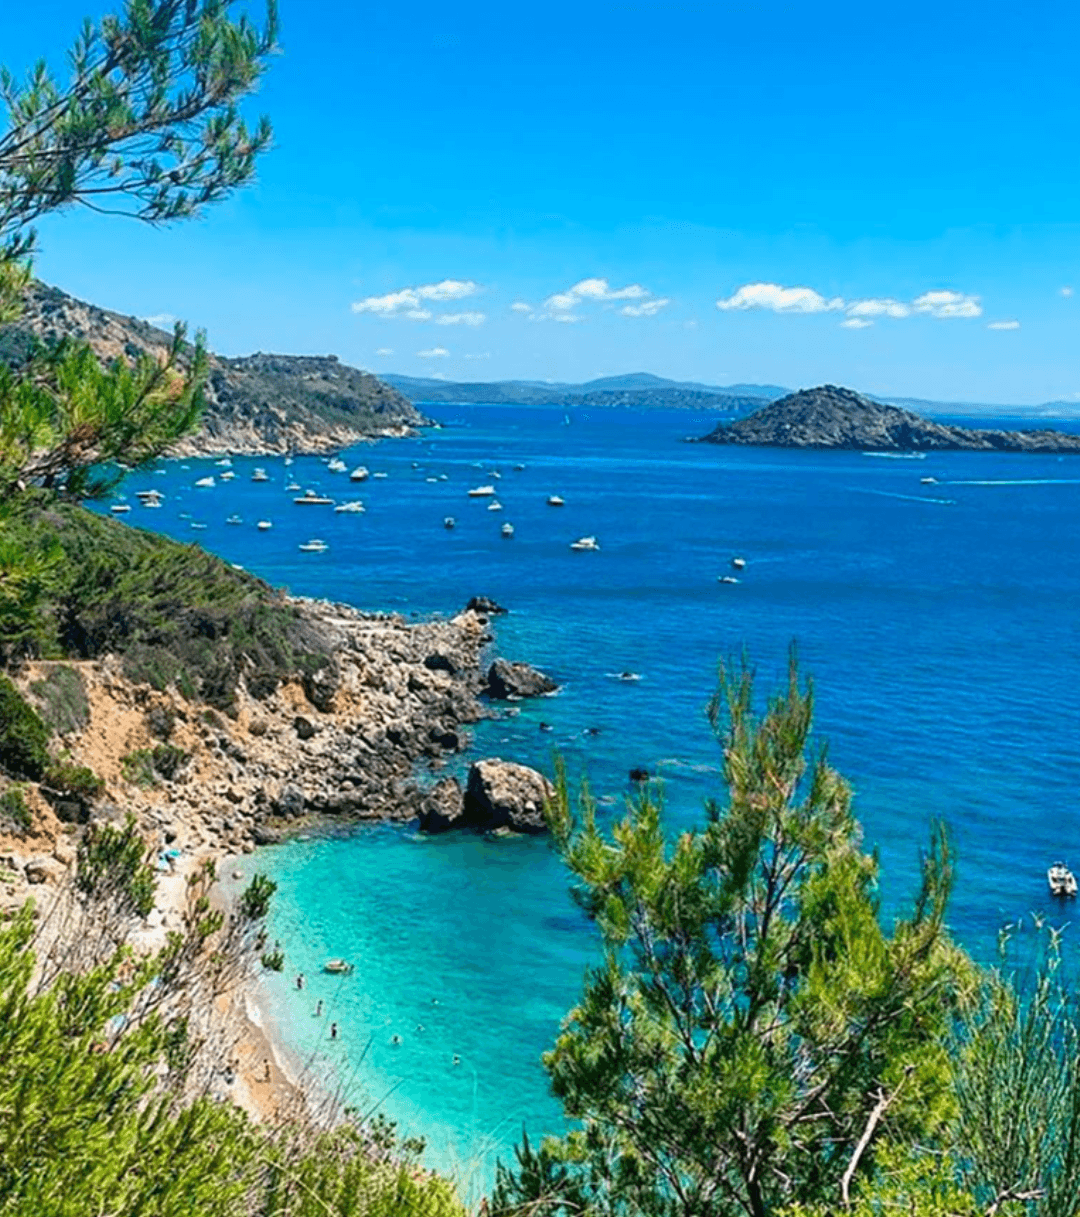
[
  {"x1": 382, "y1": 373, "x2": 789, "y2": 414},
  {"x1": 384, "y1": 373, "x2": 1080, "y2": 420}
]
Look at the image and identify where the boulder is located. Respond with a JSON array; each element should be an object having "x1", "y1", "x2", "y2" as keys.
[
  {"x1": 293, "y1": 715, "x2": 317, "y2": 740},
  {"x1": 485, "y1": 659, "x2": 558, "y2": 700},
  {"x1": 463, "y1": 759, "x2": 554, "y2": 834},
  {"x1": 24, "y1": 855, "x2": 65, "y2": 885},
  {"x1": 417, "y1": 777, "x2": 465, "y2": 833},
  {"x1": 302, "y1": 661, "x2": 341, "y2": 712}
]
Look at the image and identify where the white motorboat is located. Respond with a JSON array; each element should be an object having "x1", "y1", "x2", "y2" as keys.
[
  {"x1": 219, "y1": 470, "x2": 236, "y2": 481},
  {"x1": 134, "y1": 489, "x2": 162, "y2": 501},
  {"x1": 256, "y1": 520, "x2": 273, "y2": 531},
  {"x1": 501, "y1": 522, "x2": 515, "y2": 538},
  {"x1": 547, "y1": 495, "x2": 565, "y2": 506},
  {"x1": 718, "y1": 575, "x2": 740, "y2": 584},
  {"x1": 286, "y1": 481, "x2": 301, "y2": 492},
  {"x1": 921, "y1": 477, "x2": 938, "y2": 484},
  {"x1": 190, "y1": 522, "x2": 207, "y2": 530},
  {"x1": 570, "y1": 535, "x2": 600, "y2": 551},
  {"x1": 110, "y1": 503, "x2": 131, "y2": 513},
  {"x1": 334, "y1": 500, "x2": 365, "y2": 513},
  {"x1": 373, "y1": 471, "x2": 388, "y2": 479},
  {"x1": 349, "y1": 466, "x2": 370, "y2": 482},
  {"x1": 252, "y1": 467, "x2": 269, "y2": 482},
  {"x1": 1048, "y1": 862, "x2": 1077, "y2": 898},
  {"x1": 443, "y1": 517, "x2": 456, "y2": 529},
  {"x1": 194, "y1": 476, "x2": 215, "y2": 488},
  {"x1": 226, "y1": 514, "x2": 243, "y2": 525},
  {"x1": 141, "y1": 498, "x2": 161, "y2": 508},
  {"x1": 215, "y1": 457, "x2": 233, "y2": 467},
  {"x1": 487, "y1": 500, "x2": 503, "y2": 511},
  {"x1": 299, "y1": 539, "x2": 329, "y2": 553},
  {"x1": 731, "y1": 557, "x2": 746, "y2": 569},
  {"x1": 468, "y1": 485, "x2": 496, "y2": 497},
  {"x1": 294, "y1": 492, "x2": 334, "y2": 505}
]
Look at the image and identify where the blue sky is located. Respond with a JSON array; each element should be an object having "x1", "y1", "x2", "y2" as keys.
[{"x1": 5, "y1": 0, "x2": 1080, "y2": 403}]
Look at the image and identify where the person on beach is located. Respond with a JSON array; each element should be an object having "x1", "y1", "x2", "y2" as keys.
[
  {"x1": 315, "y1": 1000, "x2": 323, "y2": 1016},
  {"x1": 295, "y1": 973, "x2": 305, "y2": 990},
  {"x1": 263, "y1": 1059, "x2": 271, "y2": 1082},
  {"x1": 330, "y1": 1022, "x2": 338, "y2": 1039}
]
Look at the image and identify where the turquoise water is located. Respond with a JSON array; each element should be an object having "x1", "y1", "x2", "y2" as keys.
[{"x1": 103, "y1": 404, "x2": 1080, "y2": 1193}]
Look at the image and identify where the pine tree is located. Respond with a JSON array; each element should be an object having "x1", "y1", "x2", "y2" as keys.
[{"x1": 493, "y1": 655, "x2": 973, "y2": 1217}]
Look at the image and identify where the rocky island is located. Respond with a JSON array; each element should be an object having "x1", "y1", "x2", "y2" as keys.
[{"x1": 698, "y1": 384, "x2": 1080, "y2": 452}]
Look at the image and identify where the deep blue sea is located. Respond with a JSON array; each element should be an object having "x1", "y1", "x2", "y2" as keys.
[{"x1": 100, "y1": 404, "x2": 1080, "y2": 1196}]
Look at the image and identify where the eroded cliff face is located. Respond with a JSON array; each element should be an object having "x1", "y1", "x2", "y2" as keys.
[
  {"x1": 0, "y1": 600, "x2": 495, "y2": 913},
  {"x1": 2, "y1": 282, "x2": 427, "y2": 454},
  {"x1": 700, "y1": 384, "x2": 1080, "y2": 452}
]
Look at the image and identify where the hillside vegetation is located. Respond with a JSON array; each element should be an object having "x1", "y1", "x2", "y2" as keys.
[
  {"x1": 1, "y1": 282, "x2": 425, "y2": 454},
  {"x1": 1, "y1": 493, "x2": 330, "y2": 709}
]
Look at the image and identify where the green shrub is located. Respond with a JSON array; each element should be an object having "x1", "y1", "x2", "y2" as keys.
[
  {"x1": 0, "y1": 676, "x2": 50, "y2": 780},
  {"x1": 121, "y1": 744, "x2": 188, "y2": 787},
  {"x1": 30, "y1": 664, "x2": 90, "y2": 734},
  {"x1": 76, "y1": 816, "x2": 156, "y2": 918},
  {"x1": 42, "y1": 761, "x2": 104, "y2": 800},
  {"x1": 0, "y1": 785, "x2": 31, "y2": 832}
]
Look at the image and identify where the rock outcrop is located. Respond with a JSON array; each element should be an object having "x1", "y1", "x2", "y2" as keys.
[
  {"x1": 0, "y1": 281, "x2": 427, "y2": 455},
  {"x1": 462, "y1": 758, "x2": 554, "y2": 834},
  {"x1": 698, "y1": 384, "x2": 1080, "y2": 453},
  {"x1": 484, "y1": 659, "x2": 559, "y2": 700}
]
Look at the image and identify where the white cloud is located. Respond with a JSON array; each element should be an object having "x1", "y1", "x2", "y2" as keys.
[
  {"x1": 417, "y1": 347, "x2": 450, "y2": 358},
  {"x1": 352, "y1": 279, "x2": 480, "y2": 317},
  {"x1": 375, "y1": 348, "x2": 393, "y2": 356},
  {"x1": 464, "y1": 352, "x2": 491, "y2": 359},
  {"x1": 510, "y1": 302, "x2": 532, "y2": 313},
  {"x1": 435, "y1": 311, "x2": 486, "y2": 327},
  {"x1": 716, "y1": 283, "x2": 844, "y2": 313},
  {"x1": 912, "y1": 290, "x2": 982, "y2": 319},
  {"x1": 142, "y1": 312, "x2": 177, "y2": 328},
  {"x1": 1062, "y1": 286, "x2": 1075, "y2": 298},
  {"x1": 552, "y1": 313, "x2": 585, "y2": 323},
  {"x1": 620, "y1": 298, "x2": 671, "y2": 318},
  {"x1": 846, "y1": 297, "x2": 911, "y2": 319},
  {"x1": 987, "y1": 319, "x2": 1020, "y2": 330},
  {"x1": 840, "y1": 317, "x2": 873, "y2": 329},
  {"x1": 542, "y1": 277, "x2": 655, "y2": 320}
]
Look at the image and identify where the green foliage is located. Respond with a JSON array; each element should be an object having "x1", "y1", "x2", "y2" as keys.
[
  {"x1": 0, "y1": 674, "x2": 50, "y2": 779},
  {"x1": 0, "y1": 323, "x2": 207, "y2": 504},
  {"x1": 495, "y1": 656, "x2": 972, "y2": 1217},
  {"x1": 0, "y1": 493, "x2": 325, "y2": 702},
  {"x1": 41, "y1": 760, "x2": 104, "y2": 801},
  {"x1": 0, "y1": 0, "x2": 277, "y2": 264},
  {"x1": 29, "y1": 664, "x2": 88, "y2": 734},
  {"x1": 0, "y1": 784, "x2": 31, "y2": 832},
  {"x1": 76, "y1": 815, "x2": 156, "y2": 918},
  {"x1": 0, "y1": 896, "x2": 468, "y2": 1217},
  {"x1": 120, "y1": 743, "x2": 188, "y2": 787}
]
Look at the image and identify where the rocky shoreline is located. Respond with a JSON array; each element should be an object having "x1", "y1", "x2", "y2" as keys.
[{"x1": 1, "y1": 594, "x2": 559, "y2": 913}]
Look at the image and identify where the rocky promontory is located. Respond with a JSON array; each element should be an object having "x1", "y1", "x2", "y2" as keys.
[
  {"x1": 698, "y1": 384, "x2": 1080, "y2": 452},
  {"x1": 0, "y1": 282, "x2": 427, "y2": 455}
]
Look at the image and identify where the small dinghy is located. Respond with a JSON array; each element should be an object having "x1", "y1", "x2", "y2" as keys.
[
  {"x1": 323, "y1": 958, "x2": 353, "y2": 974},
  {"x1": 299, "y1": 539, "x2": 329, "y2": 553},
  {"x1": 444, "y1": 516, "x2": 456, "y2": 529},
  {"x1": 501, "y1": 522, "x2": 515, "y2": 538},
  {"x1": 1048, "y1": 862, "x2": 1077, "y2": 898}
]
